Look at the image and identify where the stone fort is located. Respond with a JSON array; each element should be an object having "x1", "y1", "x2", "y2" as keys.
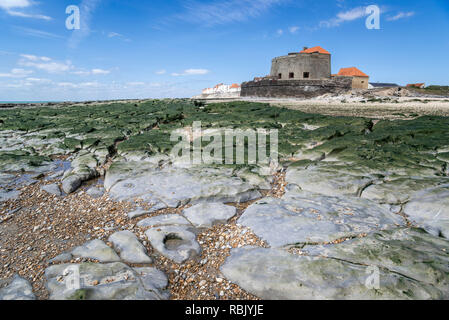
[{"x1": 241, "y1": 46, "x2": 369, "y2": 98}]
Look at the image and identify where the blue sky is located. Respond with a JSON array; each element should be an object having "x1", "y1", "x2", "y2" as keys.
[{"x1": 0, "y1": 0, "x2": 448, "y2": 101}]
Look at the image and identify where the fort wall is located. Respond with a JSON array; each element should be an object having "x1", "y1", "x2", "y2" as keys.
[
  {"x1": 241, "y1": 77, "x2": 352, "y2": 99},
  {"x1": 270, "y1": 53, "x2": 331, "y2": 80}
]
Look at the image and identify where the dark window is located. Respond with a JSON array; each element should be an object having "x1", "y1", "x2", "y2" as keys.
[
  {"x1": 289, "y1": 72, "x2": 294, "y2": 79},
  {"x1": 278, "y1": 73, "x2": 282, "y2": 79},
  {"x1": 361, "y1": 81, "x2": 365, "y2": 83},
  {"x1": 303, "y1": 72, "x2": 310, "y2": 79}
]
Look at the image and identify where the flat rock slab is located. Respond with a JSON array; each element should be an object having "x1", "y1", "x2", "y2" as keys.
[
  {"x1": 45, "y1": 262, "x2": 168, "y2": 300},
  {"x1": 145, "y1": 226, "x2": 201, "y2": 264},
  {"x1": 41, "y1": 184, "x2": 62, "y2": 196},
  {"x1": 138, "y1": 214, "x2": 191, "y2": 228},
  {"x1": 0, "y1": 189, "x2": 20, "y2": 202},
  {"x1": 286, "y1": 165, "x2": 372, "y2": 197},
  {"x1": 108, "y1": 231, "x2": 152, "y2": 264},
  {"x1": 62, "y1": 175, "x2": 83, "y2": 194},
  {"x1": 238, "y1": 190, "x2": 404, "y2": 247},
  {"x1": 183, "y1": 203, "x2": 237, "y2": 228},
  {"x1": 106, "y1": 162, "x2": 261, "y2": 207},
  {"x1": 128, "y1": 203, "x2": 167, "y2": 219},
  {"x1": 221, "y1": 247, "x2": 444, "y2": 300},
  {"x1": 0, "y1": 173, "x2": 16, "y2": 188},
  {"x1": 303, "y1": 228, "x2": 449, "y2": 296},
  {"x1": 134, "y1": 267, "x2": 169, "y2": 293},
  {"x1": 361, "y1": 177, "x2": 449, "y2": 204},
  {"x1": 0, "y1": 275, "x2": 35, "y2": 300},
  {"x1": 86, "y1": 187, "x2": 104, "y2": 198},
  {"x1": 71, "y1": 239, "x2": 121, "y2": 263},
  {"x1": 404, "y1": 185, "x2": 449, "y2": 238}
]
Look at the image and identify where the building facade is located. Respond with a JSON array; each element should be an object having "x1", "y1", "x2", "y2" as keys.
[
  {"x1": 336, "y1": 67, "x2": 370, "y2": 89},
  {"x1": 202, "y1": 83, "x2": 241, "y2": 95},
  {"x1": 270, "y1": 46, "x2": 331, "y2": 80}
]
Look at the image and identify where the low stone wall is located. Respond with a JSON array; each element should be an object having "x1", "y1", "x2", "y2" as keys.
[{"x1": 241, "y1": 78, "x2": 352, "y2": 98}]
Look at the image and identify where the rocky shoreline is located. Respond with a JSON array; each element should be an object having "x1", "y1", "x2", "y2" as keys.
[{"x1": 1, "y1": 99, "x2": 448, "y2": 300}]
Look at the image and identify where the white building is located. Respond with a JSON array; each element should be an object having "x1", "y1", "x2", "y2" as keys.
[{"x1": 202, "y1": 83, "x2": 241, "y2": 95}]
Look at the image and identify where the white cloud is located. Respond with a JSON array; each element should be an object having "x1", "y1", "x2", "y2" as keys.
[
  {"x1": 25, "y1": 77, "x2": 51, "y2": 83},
  {"x1": 277, "y1": 29, "x2": 284, "y2": 36},
  {"x1": 57, "y1": 82, "x2": 78, "y2": 88},
  {"x1": 0, "y1": 0, "x2": 52, "y2": 20},
  {"x1": 387, "y1": 12, "x2": 415, "y2": 21},
  {"x1": 289, "y1": 26, "x2": 299, "y2": 33},
  {"x1": 320, "y1": 6, "x2": 367, "y2": 28},
  {"x1": 0, "y1": 0, "x2": 31, "y2": 10},
  {"x1": 91, "y1": 68, "x2": 110, "y2": 75},
  {"x1": 57, "y1": 81, "x2": 101, "y2": 89},
  {"x1": 19, "y1": 55, "x2": 73, "y2": 73},
  {"x1": 108, "y1": 32, "x2": 122, "y2": 38},
  {"x1": 174, "y1": 0, "x2": 286, "y2": 26},
  {"x1": 0, "y1": 68, "x2": 33, "y2": 78},
  {"x1": 171, "y1": 69, "x2": 210, "y2": 76},
  {"x1": 20, "y1": 54, "x2": 51, "y2": 62},
  {"x1": 72, "y1": 70, "x2": 91, "y2": 76},
  {"x1": 7, "y1": 10, "x2": 51, "y2": 20},
  {"x1": 72, "y1": 68, "x2": 111, "y2": 76},
  {"x1": 106, "y1": 31, "x2": 131, "y2": 42},
  {"x1": 156, "y1": 69, "x2": 167, "y2": 75}
]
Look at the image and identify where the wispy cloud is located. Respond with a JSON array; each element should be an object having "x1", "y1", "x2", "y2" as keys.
[
  {"x1": 156, "y1": 70, "x2": 167, "y2": 75},
  {"x1": 174, "y1": 0, "x2": 287, "y2": 26},
  {"x1": 289, "y1": 26, "x2": 300, "y2": 33},
  {"x1": 0, "y1": 0, "x2": 52, "y2": 20},
  {"x1": 91, "y1": 68, "x2": 110, "y2": 75},
  {"x1": 19, "y1": 54, "x2": 73, "y2": 73},
  {"x1": 72, "y1": 68, "x2": 111, "y2": 75},
  {"x1": 387, "y1": 11, "x2": 415, "y2": 21},
  {"x1": 106, "y1": 31, "x2": 131, "y2": 42},
  {"x1": 14, "y1": 26, "x2": 64, "y2": 39},
  {"x1": 68, "y1": 0, "x2": 102, "y2": 48},
  {"x1": 0, "y1": 0, "x2": 31, "y2": 10},
  {"x1": 0, "y1": 68, "x2": 33, "y2": 78},
  {"x1": 320, "y1": 6, "x2": 367, "y2": 28},
  {"x1": 171, "y1": 69, "x2": 210, "y2": 76}
]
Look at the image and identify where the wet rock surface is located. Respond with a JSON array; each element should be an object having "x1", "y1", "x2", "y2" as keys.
[
  {"x1": 403, "y1": 185, "x2": 449, "y2": 238},
  {"x1": 183, "y1": 203, "x2": 237, "y2": 228},
  {"x1": 145, "y1": 226, "x2": 201, "y2": 264},
  {"x1": 0, "y1": 275, "x2": 36, "y2": 300},
  {"x1": 106, "y1": 162, "x2": 261, "y2": 207},
  {"x1": 303, "y1": 228, "x2": 449, "y2": 294},
  {"x1": 108, "y1": 231, "x2": 153, "y2": 264},
  {"x1": 71, "y1": 239, "x2": 121, "y2": 263},
  {"x1": 45, "y1": 262, "x2": 168, "y2": 300},
  {"x1": 238, "y1": 190, "x2": 404, "y2": 247},
  {"x1": 41, "y1": 184, "x2": 62, "y2": 196},
  {"x1": 221, "y1": 247, "x2": 445, "y2": 300}
]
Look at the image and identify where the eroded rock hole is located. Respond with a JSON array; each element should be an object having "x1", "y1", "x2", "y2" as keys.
[{"x1": 163, "y1": 233, "x2": 189, "y2": 250}]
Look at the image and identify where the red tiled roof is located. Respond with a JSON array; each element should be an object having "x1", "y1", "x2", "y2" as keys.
[
  {"x1": 337, "y1": 67, "x2": 369, "y2": 77},
  {"x1": 300, "y1": 46, "x2": 330, "y2": 55},
  {"x1": 230, "y1": 83, "x2": 240, "y2": 88},
  {"x1": 406, "y1": 83, "x2": 425, "y2": 88}
]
